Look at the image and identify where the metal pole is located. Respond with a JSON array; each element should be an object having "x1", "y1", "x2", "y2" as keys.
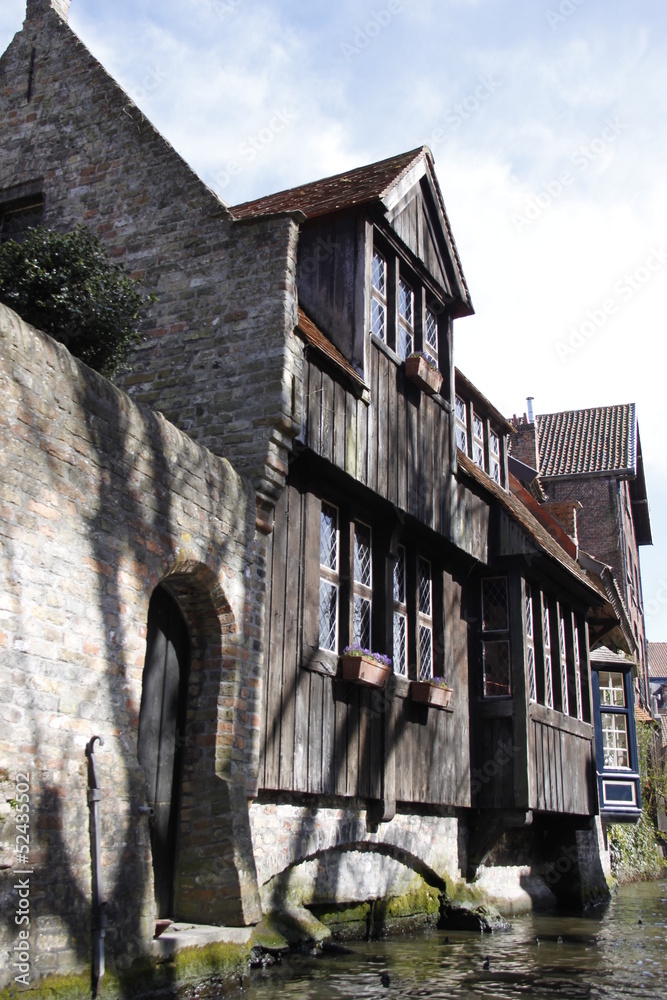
[{"x1": 86, "y1": 736, "x2": 107, "y2": 999}]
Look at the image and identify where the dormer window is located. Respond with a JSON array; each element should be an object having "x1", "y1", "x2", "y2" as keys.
[
  {"x1": 398, "y1": 276, "x2": 414, "y2": 360},
  {"x1": 472, "y1": 411, "x2": 485, "y2": 469},
  {"x1": 425, "y1": 306, "x2": 438, "y2": 363},
  {"x1": 371, "y1": 249, "x2": 387, "y2": 342}
]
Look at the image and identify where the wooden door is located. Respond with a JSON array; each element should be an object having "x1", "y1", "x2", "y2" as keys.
[{"x1": 138, "y1": 586, "x2": 190, "y2": 917}]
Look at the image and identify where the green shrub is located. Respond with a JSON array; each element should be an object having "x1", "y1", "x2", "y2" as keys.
[
  {"x1": 608, "y1": 812, "x2": 664, "y2": 882},
  {"x1": 0, "y1": 226, "x2": 151, "y2": 377}
]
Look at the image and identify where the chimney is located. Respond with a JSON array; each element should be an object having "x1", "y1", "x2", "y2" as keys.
[
  {"x1": 509, "y1": 398, "x2": 540, "y2": 472},
  {"x1": 25, "y1": 0, "x2": 71, "y2": 23}
]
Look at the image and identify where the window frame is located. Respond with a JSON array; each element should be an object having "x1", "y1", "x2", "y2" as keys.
[
  {"x1": 318, "y1": 501, "x2": 340, "y2": 654},
  {"x1": 480, "y1": 575, "x2": 511, "y2": 698}
]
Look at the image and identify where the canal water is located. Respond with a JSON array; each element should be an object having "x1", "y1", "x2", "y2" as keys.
[{"x1": 239, "y1": 880, "x2": 667, "y2": 1000}]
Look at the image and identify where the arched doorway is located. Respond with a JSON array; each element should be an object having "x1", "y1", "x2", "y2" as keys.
[{"x1": 138, "y1": 585, "x2": 191, "y2": 918}]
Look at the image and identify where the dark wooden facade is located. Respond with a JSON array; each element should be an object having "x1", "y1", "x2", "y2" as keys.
[{"x1": 259, "y1": 155, "x2": 605, "y2": 828}]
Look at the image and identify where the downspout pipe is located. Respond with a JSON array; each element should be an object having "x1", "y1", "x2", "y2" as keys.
[{"x1": 86, "y1": 736, "x2": 107, "y2": 998}]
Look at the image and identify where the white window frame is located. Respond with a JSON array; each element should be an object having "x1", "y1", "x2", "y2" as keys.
[
  {"x1": 392, "y1": 545, "x2": 408, "y2": 676},
  {"x1": 418, "y1": 557, "x2": 433, "y2": 680},
  {"x1": 455, "y1": 395, "x2": 468, "y2": 455},
  {"x1": 525, "y1": 584, "x2": 537, "y2": 703},
  {"x1": 398, "y1": 275, "x2": 414, "y2": 360},
  {"x1": 472, "y1": 410, "x2": 485, "y2": 470},
  {"x1": 352, "y1": 521, "x2": 373, "y2": 649}
]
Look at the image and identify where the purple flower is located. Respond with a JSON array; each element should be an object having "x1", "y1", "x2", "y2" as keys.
[{"x1": 343, "y1": 645, "x2": 392, "y2": 668}]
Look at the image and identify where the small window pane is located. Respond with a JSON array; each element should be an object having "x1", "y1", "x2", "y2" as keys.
[
  {"x1": 320, "y1": 503, "x2": 338, "y2": 571},
  {"x1": 371, "y1": 297, "x2": 386, "y2": 341},
  {"x1": 419, "y1": 559, "x2": 432, "y2": 616},
  {"x1": 483, "y1": 640, "x2": 511, "y2": 697},
  {"x1": 599, "y1": 671, "x2": 626, "y2": 707},
  {"x1": 455, "y1": 396, "x2": 467, "y2": 424},
  {"x1": 399, "y1": 277, "x2": 413, "y2": 324},
  {"x1": 601, "y1": 712, "x2": 629, "y2": 768},
  {"x1": 319, "y1": 580, "x2": 338, "y2": 651},
  {"x1": 393, "y1": 547, "x2": 405, "y2": 604},
  {"x1": 425, "y1": 307, "x2": 438, "y2": 354},
  {"x1": 393, "y1": 612, "x2": 407, "y2": 676},
  {"x1": 353, "y1": 595, "x2": 371, "y2": 648},
  {"x1": 489, "y1": 430, "x2": 500, "y2": 458},
  {"x1": 354, "y1": 523, "x2": 372, "y2": 587},
  {"x1": 419, "y1": 625, "x2": 433, "y2": 680},
  {"x1": 372, "y1": 250, "x2": 386, "y2": 294},
  {"x1": 398, "y1": 324, "x2": 413, "y2": 360},
  {"x1": 482, "y1": 577, "x2": 508, "y2": 632}
]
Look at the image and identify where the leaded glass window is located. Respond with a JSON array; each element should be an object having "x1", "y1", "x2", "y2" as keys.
[
  {"x1": 425, "y1": 306, "x2": 438, "y2": 361},
  {"x1": 392, "y1": 546, "x2": 408, "y2": 676},
  {"x1": 489, "y1": 429, "x2": 501, "y2": 485},
  {"x1": 418, "y1": 557, "x2": 433, "y2": 680},
  {"x1": 525, "y1": 584, "x2": 537, "y2": 703},
  {"x1": 481, "y1": 576, "x2": 510, "y2": 697},
  {"x1": 542, "y1": 594, "x2": 554, "y2": 709},
  {"x1": 473, "y1": 411, "x2": 485, "y2": 469},
  {"x1": 352, "y1": 522, "x2": 372, "y2": 648},
  {"x1": 319, "y1": 503, "x2": 339, "y2": 652},
  {"x1": 573, "y1": 623, "x2": 583, "y2": 720},
  {"x1": 371, "y1": 249, "x2": 387, "y2": 342},
  {"x1": 398, "y1": 276, "x2": 414, "y2": 360},
  {"x1": 559, "y1": 612, "x2": 570, "y2": 716},
  {"x1": 455, "y1": 395, "x2": 468, "y2": 455}
]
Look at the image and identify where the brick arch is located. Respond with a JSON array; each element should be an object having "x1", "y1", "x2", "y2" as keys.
[{"x1": 147, "y1": 561, "x2": 262, "y2": 926}]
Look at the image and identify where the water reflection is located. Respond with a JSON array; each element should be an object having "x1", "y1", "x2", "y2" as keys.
[{"x1": 232, "y1": 880, "x2": 667, "y2": 1000}]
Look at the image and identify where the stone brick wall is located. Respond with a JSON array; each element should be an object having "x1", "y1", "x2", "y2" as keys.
[
  {"x1": 249, "y1": 798, "x2": 463, "y2": 895},
  {"x1": 0, "y1": 4, "x2": 302, "y2": 509},
  {"x1": 0, "y1": 303, "x2": 264, "y2": 987}
]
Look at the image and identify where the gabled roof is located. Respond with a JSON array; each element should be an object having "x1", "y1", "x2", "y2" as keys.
[
  {"x1": 648, "y1": 642, "x2": 667, "y2": 679},
  {"x1": 231, "y1": 147, "x2": 425, "y2": 221},
  {"x1": 231, "y1": 146, "x2": 473, "y2": 316},
  {"x1": 537, "y1": 404, "x2": 636, "y2": 478},
  {"x1": 536, "y1": 403, "x2": 652, "y2": 544}
]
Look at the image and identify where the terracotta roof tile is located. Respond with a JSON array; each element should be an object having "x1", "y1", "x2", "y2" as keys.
[
  {"x1": 648, "y1": 642, "x2": 667, "y2": 678},
  {"x1": 457, "y1": 452, "x2": 604, "y2": 599},
  {"x1": 635, "y1": 704, "x2": 654, "y2": 724},
  {"x1": 296, "y1": 309, "x2": 366, "y2": 392},
  {"x1": 230, "y1": 147, "x2": 426, "y2": 220},
  {"x1": 537, "y1": 404, "x2": 636, "y2": 477}
]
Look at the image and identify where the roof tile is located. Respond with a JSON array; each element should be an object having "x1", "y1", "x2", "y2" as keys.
[{"x1": 537, "y1": 404, "x2": 636, "y2": 477}]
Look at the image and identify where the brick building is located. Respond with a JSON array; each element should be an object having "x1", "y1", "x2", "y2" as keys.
[
  {"x1": 0, "y1": 1, "x2": 647, "y2": 995},
  {"x1": 511, "y1": 404, "x2": 652, "y2": 704}
]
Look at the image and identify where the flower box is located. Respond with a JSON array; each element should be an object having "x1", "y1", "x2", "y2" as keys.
[
  {"x1": 410, "y1": 680, "x2": 453, "y2": 709},
  {"x1": 405, "y1": 353, "x2": 443, "y2": 396},
  {"x1": 340, "y1": 654, "x2": 392, "y2": 689}
]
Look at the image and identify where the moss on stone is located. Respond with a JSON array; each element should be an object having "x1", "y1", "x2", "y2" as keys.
[
  {"x1": 0, "y1": 939, "x2": 252, "y2": 1000},
  {"x1": 251, "y1": 916, "x2": 290, "y2": 952}
]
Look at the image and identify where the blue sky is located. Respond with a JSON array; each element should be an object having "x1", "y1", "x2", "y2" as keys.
[{"x1": 2, "y1": 0, "x2": 666, "y2": 639}]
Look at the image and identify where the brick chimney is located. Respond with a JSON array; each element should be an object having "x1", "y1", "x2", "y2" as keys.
[
  {"x1": 25, "y1": 0, "x2": 71, "y2": 23},
  {"x1": 510, "y1": 399, "x2": 540, "y2": 472}
]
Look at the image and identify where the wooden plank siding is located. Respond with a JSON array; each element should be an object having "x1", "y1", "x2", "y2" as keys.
[
  {"x1": 260, "y1": 474, "x2": 473, "y2": 808},
  {"x1": 528, "y1": 707, "x2": 595, "y2": 815},
  {"x1": 301, "y1": 342, "x2": 453, "y2": 539}
]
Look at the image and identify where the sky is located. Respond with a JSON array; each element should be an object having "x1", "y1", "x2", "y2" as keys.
[{"x1": 1, "y1": 0, "x2": 666, "y2": 639}]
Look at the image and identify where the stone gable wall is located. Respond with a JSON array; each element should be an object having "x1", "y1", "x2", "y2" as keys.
[
  {"x1": 0, "y1": 5, "x2": 302, "y2": 506},
  {"x1": 0, "y1": 303, "x2": 264, "y2": 988}
]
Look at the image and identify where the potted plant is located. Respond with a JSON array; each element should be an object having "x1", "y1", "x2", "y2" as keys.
[
  {"x1": 340, "y1": 645, "x2": 392, "y2": 688},
  {"x1": 404, "y1": 351, "x2": 443, "y2": 395},
  {"x1": 410, "y1": 676, "x2": 453, "y2": 709}
]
